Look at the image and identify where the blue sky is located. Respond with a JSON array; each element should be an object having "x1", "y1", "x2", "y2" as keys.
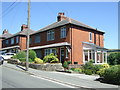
[{"x1": 1, "y1": 2, "x2": 118, "y2": 49}]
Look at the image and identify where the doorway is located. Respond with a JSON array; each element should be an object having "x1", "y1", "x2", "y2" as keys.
[{"x1": 60, "y1": 48, "x2": 64, "y2": 64}]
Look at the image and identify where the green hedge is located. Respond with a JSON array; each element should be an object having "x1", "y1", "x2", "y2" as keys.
[
  {"x1": 103, "y1": 65, "x2": 120, "y2": 85},
  {"x1": 108, "y1": 52, "x2": 120, "y2": 65}
]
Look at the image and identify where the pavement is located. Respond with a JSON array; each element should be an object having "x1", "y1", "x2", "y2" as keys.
[{"x1": 1, "y1": 61, "x2": 119, "y2": 89}]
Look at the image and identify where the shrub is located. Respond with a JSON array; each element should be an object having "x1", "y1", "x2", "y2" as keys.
[
  {"x1": 29, "y1": 50, "x2": 37, "y2": 61},
  {"x1": 97, "y1": 68, "x2": 106, "y2": 77},
  {"x1": 93, "y1": 65, "x2": 103, "y2": 74},
  {"x1": 34, "y1": 58, "x2": 43, "y2": 64},
  {"x1": 101, "y1": 63, "x2": 110, "y2": 68},
  {"x1": 67, "y1": 61, "x2": 71, "y2": 64},
  {"x1": 63, "y1": 61, "x2": 68, "y2": 69},
  {"x1": 43, "y1": 53, "x2": 59, "y2": 63},
  {"x1": 108, "y1": 52, "x2": 120, "y2": 65},
  {"x1": 74, "y1": 68, "x2": 82, "y2": 73},
  {"x1": 70, "y1": 68, "x2": 75, "y2": 71},
  {"x1": 19, "y1": 58, "x2": 26, "y2": 62},
  {"x1": 83, "y1": 61, "x2": 94, "y2": 70},
  {"x1": 103, "y1": 65, "x2": 120, "y2": 85},
  {"x1": 14, "y1": 51, "x2": 26, "y2": 59},
  {"x1": 84, "y1": 69, "x2": 93, "y2": 75}
]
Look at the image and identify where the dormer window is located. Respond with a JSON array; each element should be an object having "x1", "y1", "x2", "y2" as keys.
[{"x1": 89, "y1": 32, "x2": 92, "y2": 41}]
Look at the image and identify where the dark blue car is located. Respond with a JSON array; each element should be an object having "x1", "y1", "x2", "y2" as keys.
[{"x1": 0, "y1": 56, "x2": 4, "y2": 65}]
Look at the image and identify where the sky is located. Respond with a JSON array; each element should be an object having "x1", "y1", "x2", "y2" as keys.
[{"x1": 0, "y1": 1, "x2": 118, "y2": 49}]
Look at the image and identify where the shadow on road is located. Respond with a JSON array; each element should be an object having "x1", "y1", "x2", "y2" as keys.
[{"x1": 16, "y1": 65, "x2": 26, "y2": 71}]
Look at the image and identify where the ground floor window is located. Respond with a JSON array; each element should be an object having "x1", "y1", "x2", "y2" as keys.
[
  {"x1": 44, "y1": 48, "x2": 57, "y2": 56},
  {"x1": 83, "y1": 50, "x2": 107, "y2": 64}
]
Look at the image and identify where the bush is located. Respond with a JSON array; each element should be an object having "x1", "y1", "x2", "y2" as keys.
[
  {"x1": 34, "y1": 58, "x2": 43, "y2": 64},
  {"x1": 43, "y1": 53, "x2": 59, "y2": 63},
  {"x1": 63, "y1": 61, "x2": 68, "y2": 69},
  {"x1": 92, "y1": 65, "x2": 103, "y2": 74},
  {"x1": 13, "y1": 51, "x2": 26, "y2": 59},
  {"x1": 108, "y1": 52, "x2": 120, "y2": 65},
  {"x1": 29, "y1": 50, "x2": 37, "y2": 61},
  {"x1": 70, "y1": 68, "x2": 75, "y2": 71},
  {"x1": 97, "y1": 68, "x2": 106, "y2": 77},
  {"x1": 84, "y1": 69, "x2": 93, "y2": 75},
  {"x1": 74, "y1": 68, "x2": 82, "y2": 73},
  {"x1": 19, "y1": 58, "x2": 26, "y2": 62},
  {"x1": 101, "y1": 64, "x2": 110, "y2": 68},
  {"x1": 103, "y1": 65, "x2": 120, "y2": 85}
]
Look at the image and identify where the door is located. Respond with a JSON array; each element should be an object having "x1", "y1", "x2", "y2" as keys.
[{"x1": 60, "y1": 48, "x2": 64, "y2": 64}]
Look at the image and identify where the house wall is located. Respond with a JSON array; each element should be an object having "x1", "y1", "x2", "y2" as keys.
[
  {"x1": 71, "y1": 25, "x2": 104, "y2": 64},
  {"x1": 19, "y1": 36, "x2": 27, "y2": 50},
  {"x1": 30, "y1": 25, "x2": 71, "y2": 47},
  {"x1": 0, "y1": 39, "x2": 2, "y2": 49}
]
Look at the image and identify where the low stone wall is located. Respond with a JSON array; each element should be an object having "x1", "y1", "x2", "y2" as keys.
[
  {"x1": 7, "y1": 59, "x2": 21, "y2": 64},
  {"x1": 29, "y1": 63, "x2": 64, "y2": 71},
  {"x1": 69, "y1": 64, "x2": 83, "y2": 69},
  {"x1": 7, "y1": 59, "x2": 64, "y2": 71}
]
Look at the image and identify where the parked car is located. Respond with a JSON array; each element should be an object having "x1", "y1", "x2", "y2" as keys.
[
  {"x1": 1, "y1": 53, "x2": 16, "y2": 60},
  {"x1": 0, "y1": 56, "x2": 4, "y2": 65}
]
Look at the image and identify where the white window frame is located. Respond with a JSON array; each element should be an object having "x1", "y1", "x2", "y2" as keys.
[
  {"x1": 11, "y1": 38, "x2": 14, "y2": 45},
  {"x1": 35, "y1": 34, "x2": 41, "y2": 43},
  {"x1": 47, "y1": 30, "x2": 55, "y2": 41},
  {"x1": 44, "y1": 48, "x2": 57, "y2": 56},
  {"x1": 60, "y1": 26, "x2": 66, "y2": 38},
  {"x1": 66, "y1": 49, "x2": 68, "y2": 58},
  {"x1": 89, "y1": 32, "x2": 92, "y2": 41}
]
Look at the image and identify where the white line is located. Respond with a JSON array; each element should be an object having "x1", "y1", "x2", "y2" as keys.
[{"x1": 30, "y1": 75, "x2": 76, "y2": 88}]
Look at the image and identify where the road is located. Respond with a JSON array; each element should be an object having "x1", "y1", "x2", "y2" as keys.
[
  {"x1": 0, "y1": 62, "x2": 118, "y2": 90},
  {"x1": 1, "y1": 65, "x2": 73, "y2": 88}
]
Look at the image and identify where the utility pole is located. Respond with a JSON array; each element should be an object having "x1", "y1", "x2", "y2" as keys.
[{"x1": 26, "y1": 0, "x2": 30, "y2": 71}]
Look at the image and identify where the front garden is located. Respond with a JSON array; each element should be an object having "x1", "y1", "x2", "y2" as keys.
[{"x1": 9, "y1": 51, "x2": 120, "y2": 85}]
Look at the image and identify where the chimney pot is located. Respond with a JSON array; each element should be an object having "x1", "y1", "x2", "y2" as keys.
[
  {"x1": 57, "y1": 12, "x2": 67, "y2": 22},
  {"x1": 2, "y1": 29, "x2": 8, "y2": 34},
  {"x1": 21, "y1": 24, "x2": 28, "y2": 31}
]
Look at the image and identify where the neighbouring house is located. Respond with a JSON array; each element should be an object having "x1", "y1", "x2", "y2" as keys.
[
  {"x1": 1, "y1": 24, "x2": 34, "y2": 53},
  {"x1": 29, "y1": 13, "x2": 107, "y2": 64},
  {"x1": 0, "y1": 29, "x2": 12, "y2": 54}
]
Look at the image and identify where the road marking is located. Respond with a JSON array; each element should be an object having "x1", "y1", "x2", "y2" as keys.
[{"x1": 30, "y1": 75, "x2": 76, "y2": 88}]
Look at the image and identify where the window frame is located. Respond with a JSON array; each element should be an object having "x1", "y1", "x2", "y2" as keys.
[
  {"x1": 16, "y1": 36, "x2": 19, "y2": 44},
  {"x1": 11, "y1": 38, "x2": 14, "y2": 45},
  {"x1": 34, "y1": 34, "x2": 41, "y2": 43},
  {"x1": 89, "y1": 32, "x2": 92, "y2": 41},
  {"x1": 60, "y1": 26, "x2": 66, "y2": 38},
  {"x1": 47, "y1": 30, "x2": 55, "y2": 41}
]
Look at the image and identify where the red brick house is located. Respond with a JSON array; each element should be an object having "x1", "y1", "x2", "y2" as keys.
[
  {"x1": 29, "y1": 13, "x2": 107, "y2": 64},
  {"x1": 1, "y1": 24, "x2": 34, "y2": 53}
]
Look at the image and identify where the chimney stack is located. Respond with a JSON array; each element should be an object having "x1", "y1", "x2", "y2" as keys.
[
  {"x1": 2, "y1": 29, "x2": 8, "y2": 34},
  {"x1": 57, "y1": 12, "x2": 67, "y2": 22},
  {"x1": 21, "y1": 24, "x2": 28, "y2": 31}
]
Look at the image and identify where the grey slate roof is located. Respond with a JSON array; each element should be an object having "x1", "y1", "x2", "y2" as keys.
[
  {"x1": 0, "y1": 33, "x2": 12, "y2": 39},
  {"x1": 3, "y1": 29, "x2": 35, "y2": 39},
  {"x1": 32, "y1": 18, "x2": 105, "y2": 35}
]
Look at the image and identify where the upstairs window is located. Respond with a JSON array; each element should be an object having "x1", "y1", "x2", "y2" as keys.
[
  {"x1": 11, "y1": 38, "x2": 14, "y2": 44},
  {"x1": 29, "y1": 37, "x2": 32, "y2": 44},
  {"x1": 16, "y1": 36, "x2": 19, "y2": 44},
  {"x1": 47, "y1": 30, "x2": 54, "y2": 41},
  {"x1": 35, "y1": 34, "x2": 40, "y2": 43},
  {"x1": 89, "y1": 32, "x2": 92, "y2": 41},
  {"x1": 60, "y1": 26, "x2": 66, "y2": 38},
  {"x1": 6, "y1": 40, "x2": 9, "y2": 45}
]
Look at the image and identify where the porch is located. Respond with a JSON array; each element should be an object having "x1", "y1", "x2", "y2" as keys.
[{"x1": 83, "y1": 42, "x2": 107, "y2": 64}]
